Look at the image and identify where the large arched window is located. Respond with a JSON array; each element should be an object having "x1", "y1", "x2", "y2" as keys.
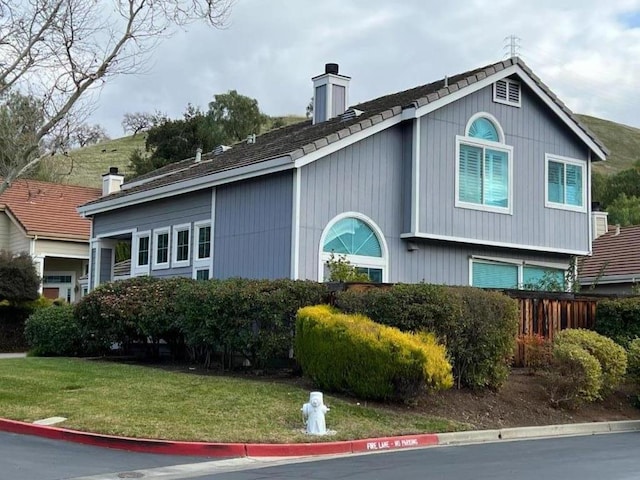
[
  {"x1": 319, "y1": 213, "x2": 388, "y2": 282},
  {"x1": 455, "y1": 113, "x2": 512, "y2": 214}
]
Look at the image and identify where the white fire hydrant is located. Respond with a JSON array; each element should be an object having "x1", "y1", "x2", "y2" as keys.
[{"x1": 301, "y1": 391, "x2": 329, "y2": 435}]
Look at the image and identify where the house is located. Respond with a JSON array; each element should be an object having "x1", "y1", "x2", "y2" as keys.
[
  {"x1": 78, "y1": 58, "x2": 607, "y2": 290},
  {"x1": 0, "y1": 179, "x2": 101, "y2": 301},
  {"x1": 579, "y1": 222, "x2": 640, "y2": 295}
]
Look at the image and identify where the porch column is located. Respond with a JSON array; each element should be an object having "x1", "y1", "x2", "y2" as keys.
[{"x1": 33, "y1": 255, "x2": 45, "y2": 295}]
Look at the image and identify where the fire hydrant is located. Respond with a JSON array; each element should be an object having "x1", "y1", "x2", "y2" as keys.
[{"x1": 301, "y1": 391, "x2": 329, "y2": 435}]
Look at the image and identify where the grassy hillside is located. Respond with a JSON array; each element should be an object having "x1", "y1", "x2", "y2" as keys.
[
  {"x1": 577, "y1": 114, "x2": 640, "y2": 175},
  {"x1": 39, "y1": 134, "x2": 145, "y2": 188},
  {"x1": 40, "y1": 115, "x2": 307, "y2": 189}
]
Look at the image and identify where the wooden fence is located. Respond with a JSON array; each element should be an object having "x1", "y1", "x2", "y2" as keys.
[{"x1": 504, "y1": 291, "x2": 600, "y2": 367}]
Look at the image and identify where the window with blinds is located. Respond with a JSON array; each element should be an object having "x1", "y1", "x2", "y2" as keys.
[
  {"x1": 456, "y1": 115, "x2": 512, "y2": 213},
  {"x1": 545, "y1": 155, "x2": 585, "y2": 211}
]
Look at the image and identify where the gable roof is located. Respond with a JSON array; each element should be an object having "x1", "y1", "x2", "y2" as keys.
[
  {"x1": 79, "y1": 57, "x2": 607, "y2": 216},
  {"x1": 0, "y1": 179, "x2": 101, "y2": 241},
  {"x1": 579, "y1": 225, "x2": 640, "y2": 284}
]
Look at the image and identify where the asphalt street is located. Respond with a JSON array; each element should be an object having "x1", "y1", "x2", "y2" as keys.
[{"x1": 1, "y1": 430, "x2": 639, "y2": 479}]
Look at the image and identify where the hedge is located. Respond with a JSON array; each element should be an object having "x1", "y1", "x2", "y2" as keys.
[
  {"x1": 335, "y1": 284, "x2": 519, "y2": 389},
  {"x1": 75, "y1": 277, "x2": 328, "y2": 367},
  {"x1": 627, "y1": 338, "x2": 640, "y2": 382},
  {"x1": 546, "y1": 342, "x2": 602, "y2": 407},
  {"x1": 554, "y1": 328, "x2": 627, "y2": 395},
  {"x1": 295, "y1": 305, "x2": 453, "y2": 401},
  {"x1": 595, "y1": 297, "x2": 640, "y2": 348}
]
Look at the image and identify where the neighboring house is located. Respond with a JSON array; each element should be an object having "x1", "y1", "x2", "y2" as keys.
[
  {"x1": 579, "y1": 222, "x2": 640, "y2": 295},
  {"x1": 78, "y1": 58, "x2": 607, "y2": 291},
  {"x1": 0, "y1": 179, "x2": 101, "y2": 301}
]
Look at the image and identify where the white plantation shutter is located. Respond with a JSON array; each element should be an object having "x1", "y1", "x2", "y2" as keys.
[
  {"x1": 484, "y1": 149, "x2": 509, "y2": 208},
  {"x1": 459, "y1": 144, "x2": 483, "y2": 204}
]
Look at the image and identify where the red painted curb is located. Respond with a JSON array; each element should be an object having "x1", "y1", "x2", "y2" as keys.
[
  {"x1": 0, "y1": 419, "x2": 246, "y2": 457},
  {"x1": 0, "y1": 418, "x2": 440, "y2": 457}
]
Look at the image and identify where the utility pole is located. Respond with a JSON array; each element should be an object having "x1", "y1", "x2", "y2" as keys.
[{"x1": 503, "y1": 35, "x2": 521, "y2": 59}]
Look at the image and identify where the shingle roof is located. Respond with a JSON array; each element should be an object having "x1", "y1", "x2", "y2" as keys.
[
  {"x1": 580, "y1": 225, "x2": 640, "y2": 281},
  {"x1": 83, "y1": 57, "x2": 607, "y2": 209},
  {"x1": 0, "y1": 179, "x2": 101, "y2": 240}
]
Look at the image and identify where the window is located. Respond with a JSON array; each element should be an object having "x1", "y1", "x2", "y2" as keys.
[
  {"x1": 43, "y1": 275, "x2": 73, "y2": 284},
  {"x1": 320, "y1": 213, "x2": 388, "y2": 282},
  {"x1": 171, "y1": 224, "x2": 190, "y2": 268},
  {"x1": 132, "y1": 230, "x2": 151, "y2": 275},
  {"x1": 471, "y1": 259, "x2": 565, "y2": 290},
  {"x1": 196, "y1": 223, "x2": 211, "y2": 260},
  {"x1": 195, "y1": 269, "x2": 210, "y2": 281},
  {"x1": 456, "y1": 114, "x2": 512, "y2": 214},
  {"x1": 545, "y1": 154, "x2": 586, "y2": 211},
  {"x1": 152, "y1": 228, "x2": 170, "y2": 269},
  {"x1": 493, "y1": 78, "x2": 521, "y2": 107}
]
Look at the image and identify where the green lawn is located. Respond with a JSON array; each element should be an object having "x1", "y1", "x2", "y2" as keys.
[{"x1": 0, "y1": 358, "x2": 462, "y2": 443}]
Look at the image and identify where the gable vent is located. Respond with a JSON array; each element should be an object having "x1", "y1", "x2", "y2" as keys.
[
  {"x1": 340, "y1": 108, "x2": 364, "y2": 122},
  {"x1": 493, "y1": 79, "x2": 521, "y2": 107},
  {"x1": 213, "y1": 145, "x2": 232, "y2": 155}
]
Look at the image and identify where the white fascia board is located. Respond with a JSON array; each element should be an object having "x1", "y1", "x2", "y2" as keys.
[
  {"x1": 400, "y1": 231, "x2": 589, "y2": 256},
  {"x1": 293, "y1": 115, "x2": 403, "y2": 168},
  {"x1": 579, "y1": 274, "x2": 640, "y2": 285},
  {"x1": 79, "y1": 156, "x2": 293, "y2": 216},
  {"x1": 409, "y1": 64, "x2": 606, "y2": 161}
]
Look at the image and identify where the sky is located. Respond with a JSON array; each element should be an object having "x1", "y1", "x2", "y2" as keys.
[{"x1": 90, "y1": 0, "x2": 640, "y2": 137}]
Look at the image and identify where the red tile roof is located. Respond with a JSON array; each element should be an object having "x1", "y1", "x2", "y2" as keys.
[
  {"x1": 0, "y1": 179, "x2": 101, "y2": 241},
  {"x1": 580, "y1": 225, "x2": 640, "y2": 281}
]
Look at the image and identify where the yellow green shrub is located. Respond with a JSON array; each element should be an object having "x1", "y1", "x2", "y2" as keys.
[
  {"x1": 295, "y1": 305, "x2": 453, "y2": 401},
  {"x1": 546, "y1": 342, "x2": 603, "y2": 407},
  {"x1": 554, "y1": 328, "x2": 627, "y2": 395}
]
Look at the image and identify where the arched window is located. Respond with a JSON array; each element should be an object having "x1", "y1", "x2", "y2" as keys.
[
  {"x1": 319, "y1": 213, "x2": 388, "y2": 282},
  {"x1": 456, "y1": 113, "x2": 512, "y2": 214}
]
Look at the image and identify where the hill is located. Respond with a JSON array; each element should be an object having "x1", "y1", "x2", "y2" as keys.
[
  {"x1": 40, "y1": 115, "x2": 307, "y2": 189},
  {"x1": 577, "y1": 114, "x2": 640, "y2": 175}
]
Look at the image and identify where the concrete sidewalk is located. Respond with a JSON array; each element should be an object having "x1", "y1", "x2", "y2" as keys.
[{"x1": 0, "y1": 353, "x2": 27, "y2": 359}]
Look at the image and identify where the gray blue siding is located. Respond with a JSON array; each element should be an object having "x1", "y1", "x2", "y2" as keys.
[
  {"x1": 297, "y1": 82, "x2": 587, "y2": 284},
  {"x1": 417, "y1": 81, "x2": 590, "y2": 253},
  {"x1": 92, "y1": 190, "x2": 212, "y2": 280},
  {"x1": 214, "y1": 172, "x2": 293, "y2": 279}
]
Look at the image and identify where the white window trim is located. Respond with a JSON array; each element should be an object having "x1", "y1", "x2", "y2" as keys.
[
  {"x1": 171, "y1": 223, "x2": 191, "y2": 268},
  {"x1": 152, "y1": 227, "x2": 170, "y2": 270},
  {"x1": 317, "y1": 212, "x2": 389, "y2": 282},
  {"x1": 193, "y1": 221, "x2": 212, "y2": 263},
  {"x1": 132, "y1": 230, "x2": 151, "y2": 276},
  {"x1": 192, "y1": 267, "x2": 211, "y2": 280},
  {"x1": 493, "y1": 78, "x2": 521, "y2": 107},
  {"x1": 469, "y1": 255, "x2": 568, "y2": 290},
  {"x1": 464, "y1": 112, "x2": 506, "y2": 143},
  {"x1": 455, "y1": 134, "x2": 514, "y2": 215},
  {"x1": 544, "y1": 153, "x2": 587, "y2": 213}
]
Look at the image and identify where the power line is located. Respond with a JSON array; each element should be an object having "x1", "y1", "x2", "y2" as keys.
[{"x1": 503, "y1": 35, "x2": 521, "y2": 59}]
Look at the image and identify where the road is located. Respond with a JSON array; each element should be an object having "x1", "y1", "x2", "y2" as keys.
[{"x1": 1, "y1": 431, "x2": 639, "y2": 479}]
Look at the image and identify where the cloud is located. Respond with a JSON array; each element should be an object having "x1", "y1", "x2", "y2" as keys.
[{"x1": 91, "y1": 0, "x2": 640, "y2": 136}]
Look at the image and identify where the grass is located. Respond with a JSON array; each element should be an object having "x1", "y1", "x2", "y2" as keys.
[
  {"x1": 0, "y1": 358, "x2": 462, "y2": 443},
  {"x1": 577, "y1": 114, "x2": 640, "y2": 176}
]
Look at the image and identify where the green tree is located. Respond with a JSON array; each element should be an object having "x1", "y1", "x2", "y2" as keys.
[
  {"x1": 607, "y1": 194, "x2": 640, "y2": 227},
  {"x1": 208, "y1": 90, "x2": 267, "y2": 143},
  {"x1": 0, "y1": 0, "x2": 231, "y2": 194},
  {"x1": 0, "y1": 251, "x2": 39, "y2": 303}
]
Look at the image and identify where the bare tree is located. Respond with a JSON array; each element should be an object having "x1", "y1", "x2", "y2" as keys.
[
  {"x1": 122, "y1": 110, "x2": 166, "y2": 136},
  {"x1": 73, "y1": 123, "x2": 109, "y2": 147},
  {"x1": 0, "y1": 0, "x2": 232, "y2": 194}
]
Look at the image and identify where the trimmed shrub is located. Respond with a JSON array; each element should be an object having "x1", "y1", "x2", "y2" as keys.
[
  {"x1": 554, "y1": 328, "x2": 627, "y2": 394},
  {"x1": 24, "y1": 304, "x2": 106, "y2": 356},
  {"x1": 296, "y1": 305, "x2": 454, "y2": 401},
  {"x1": 0, "y1": 251, "x2": 40, "y2": 303},
  {"x1": 595, "y1": 297, "x2": 640, "y2": 348},
  {"x1": 74, "y1": 276, "x2": 192, "y2": 357},
  {"x1": 335, "y1": 284, "x2": 519, "y2": 389},
  {"x1": 545, "y1": 342, "x2": 602, "y2": 407},
  {"x1": 627, "y1": 338, "x2": 640, "y2": 382}
]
